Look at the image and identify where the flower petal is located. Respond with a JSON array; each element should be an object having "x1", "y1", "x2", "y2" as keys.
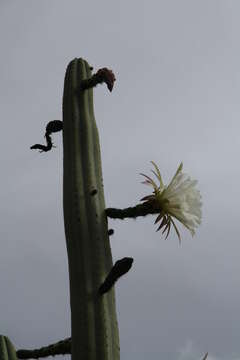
[
  {"x1": 139, "y1": 173, "x2": 159, "y2": 191},
  {"x1": 154, "y1": 212, "x2": 164, "y2": 224},
  {"x1": 170, "y1": 217, "x2": 181, "y2": 243},
  {"x1": 156, "y1": 216, "x2": 167, "y2": 231},
  {"x1": 140, "y1": 195, "x2": 155, "y2": 202},
  {"x1": 150, "y1": 161, "x2": 164, "y2": 189}
]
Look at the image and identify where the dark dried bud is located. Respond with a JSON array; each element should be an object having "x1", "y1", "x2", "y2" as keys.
[{"x1": 99, "y1": 257, "x2": 134, "y2": 295}]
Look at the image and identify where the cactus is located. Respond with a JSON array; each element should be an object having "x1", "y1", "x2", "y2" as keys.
[
  {"x1": 0, "y1": 336, "x2": 18, "y2": 360},
  {"x1": 62, "y1": 58, "x2": 119, "y2": 360},
  {"x1": 25, "y1": 57, "x2": 203, "y2": 359}
]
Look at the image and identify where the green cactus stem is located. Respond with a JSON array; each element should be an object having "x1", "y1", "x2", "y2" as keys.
[
  {"x1": 62, "y1": 58, "x2": 119, "y2": 360},
  {"x1": 0, "y1": 336, "x2": 18, "y2": 360}
]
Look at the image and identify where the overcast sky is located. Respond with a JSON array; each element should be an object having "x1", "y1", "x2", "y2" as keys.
[{"x1": 0, "y1": 1, "x2": 240, "y2": 359}]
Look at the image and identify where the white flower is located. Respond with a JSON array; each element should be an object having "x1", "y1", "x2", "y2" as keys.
[{"x1": 139, "y1": 161, "x2": 202, "y2": 242}]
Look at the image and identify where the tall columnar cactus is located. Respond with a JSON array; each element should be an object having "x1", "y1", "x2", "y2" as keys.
[{"x1": 62, "y1": 58, "x2": 120, "y2": 360}]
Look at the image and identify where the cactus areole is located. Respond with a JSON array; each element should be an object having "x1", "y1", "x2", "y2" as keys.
[{"x1": 62, "y1": 58, "x2": 120, "y2": 359}]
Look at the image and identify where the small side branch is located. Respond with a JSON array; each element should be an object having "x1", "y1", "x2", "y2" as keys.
[{"x1": 17, "y1": 337, "x2": 71, "y2": 359}]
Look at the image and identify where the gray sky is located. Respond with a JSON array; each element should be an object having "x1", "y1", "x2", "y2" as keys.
[{"x1": 0, "y1": 1, "x2": 240, "y2": 359}]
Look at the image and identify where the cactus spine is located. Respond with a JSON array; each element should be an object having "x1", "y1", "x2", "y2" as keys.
[{"x1": 62, "y1": 58, "x2": 120, "y2": 359}]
